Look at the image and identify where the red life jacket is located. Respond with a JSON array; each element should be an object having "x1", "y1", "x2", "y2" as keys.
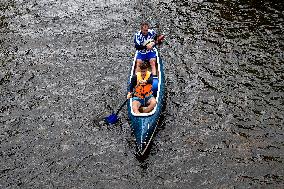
[{"x1": 135, "y1": 71, "x2": 153, "y2": 99}]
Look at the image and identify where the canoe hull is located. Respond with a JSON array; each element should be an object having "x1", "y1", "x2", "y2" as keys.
[{"x1": 127, "y1": 48, "x2": 165, "y2": 156}]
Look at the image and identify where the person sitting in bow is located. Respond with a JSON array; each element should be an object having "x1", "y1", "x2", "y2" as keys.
[
  {"x1": 127, "y1": 62, "x2": 157, "y2": 114},
  {"x1": 134, "y1": 22, "x2": 164, "y2": 76}
]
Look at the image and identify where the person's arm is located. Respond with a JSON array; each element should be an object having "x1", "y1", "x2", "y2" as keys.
[
  {"x1": 129, "y1": 76, "x2": 137, "y2": 92},
  {"x1": 135, "y1": 44, "x2": 147, "y2": 50},
  {"x1": 152, "y1": 30, "x2": 165, "y2": 45},
  {"x1": 146, "y1": 74, "x2": 153, "y2": 84},
  {"x1": 153, "y1": 34, "x2": 158, "y2": 41},
  {"x1": 127, "y1": 76, "x2": 137, "y2": 98},
  {"x1": 134, "y1": 33, "x2": 147, "y2": 50},
  {"x1": 144, "y1": 29, "x2": 157, "y2": 50},
  {"x1": 153, "y1": 31, "x2": 158, "y2": 41}
]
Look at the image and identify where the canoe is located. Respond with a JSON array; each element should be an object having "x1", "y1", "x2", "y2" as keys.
[{"x1": 127, "y1": 48, "x2": 165, "y2": 156}]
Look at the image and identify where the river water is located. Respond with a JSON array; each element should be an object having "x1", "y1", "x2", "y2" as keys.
[{"x1": 0, "y1": 0, "x2": 283, "y2": 188}]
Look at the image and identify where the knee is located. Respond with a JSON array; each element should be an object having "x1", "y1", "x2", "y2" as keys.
[
  {"x1": 153, "y1": 100, "x2": 157, "y2": 106},
  {"x1": 132, "y1": 102, "x2": 140, "y2": 112},
  {"x1": 132, "y1": 106, "x2": 139, "y2": 114},
  {"x1": 136, "y1": 60, "x2": 142, "y2": 71},
  {"x1": 136, "y1": 60, "x2": 142, "y2": 66},
  {"x1": 150, "y1": 60, "x2": 156, "y2": 66},
  {"x1": 150, "y1": 99, "x2": 157, "y2": 106}
]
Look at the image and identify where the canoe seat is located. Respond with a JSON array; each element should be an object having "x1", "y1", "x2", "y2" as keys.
[{"x1": 152, "y1": 77, "x2": 158, "y2": 97}]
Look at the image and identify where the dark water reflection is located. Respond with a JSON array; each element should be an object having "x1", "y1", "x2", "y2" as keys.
[{"x1": 1, "y1": 0, "x2": 283, "y2": 188}]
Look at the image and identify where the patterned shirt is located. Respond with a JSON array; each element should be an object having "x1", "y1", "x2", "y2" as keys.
[{"x1": 134, "y1": 29, "x2": 157, "y2": 53}]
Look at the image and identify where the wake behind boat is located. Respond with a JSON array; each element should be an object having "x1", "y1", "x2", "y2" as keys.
[{"x1": 127, "y1": 47, "x2": 165, "y2": 156}]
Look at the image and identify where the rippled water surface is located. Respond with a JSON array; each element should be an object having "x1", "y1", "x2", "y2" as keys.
[{"x1": 1, "y1": 0, "x2": 283, "y2": 188}]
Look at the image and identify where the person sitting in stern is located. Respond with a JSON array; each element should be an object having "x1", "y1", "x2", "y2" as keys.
[{"x1": 134, "y1": 22, "x2": 164, "y2": 76}]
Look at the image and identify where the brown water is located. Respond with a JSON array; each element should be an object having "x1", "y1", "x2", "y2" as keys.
[{"x1": 1, "y1": 0, "x2": 283, "y2": 188}]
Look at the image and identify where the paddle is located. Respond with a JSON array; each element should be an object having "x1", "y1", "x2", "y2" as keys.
[
  {"x1": 156, "y1": 34, "x2": 165, "y2": 45},
  {"x1": 105, "y1": 92, "x2": 134, "y2": 124}
]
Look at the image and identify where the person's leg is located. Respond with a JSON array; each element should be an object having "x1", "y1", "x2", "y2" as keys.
[
  {"x1": 149, "y1": 58, "x2": 156, "y2": 76},
  {"x1": 136, "y1": 52, "x2": 145, "y2": 73},
  {"x1": 132, "y1": 100, "x2": 141, "y2": 114},
  {"x1": 146, "y1": 51, "x2": 157, "y2": 76},
  {"x1": 136, "y1": 59, "x2": 143, "y2": 73},
  {"x1": 142, "y1": 96, "x2": 157, "y2": 113}
]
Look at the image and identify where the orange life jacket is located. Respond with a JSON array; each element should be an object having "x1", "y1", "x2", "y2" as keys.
[{"x1": 135, "y1": 71, "x2": 153, "y2": 99}]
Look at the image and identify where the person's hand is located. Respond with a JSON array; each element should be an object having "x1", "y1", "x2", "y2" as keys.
[
  {"x1": 139, "y1": 80, "x2": 147, "y2": 84},
  {"x1": 146, "y1": 42, "x2": 155, "y2": 50},
  {"x1": 127, "y1": 92, "x2": 132, "y2": 99}
]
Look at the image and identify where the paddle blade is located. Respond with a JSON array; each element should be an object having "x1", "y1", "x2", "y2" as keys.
[
  {"x1": 105, "y1": 114, "x2": 119, "y2": 124},
  {"x1": 157, "y1": 35, "x2": 165, "y2": 44}
]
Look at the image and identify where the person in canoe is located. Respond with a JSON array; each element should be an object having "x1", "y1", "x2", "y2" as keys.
[
  {"x1": 134, "y1": 22, "x2": 164, "y2": 76},
  {"x1": 127, "y1": 62, "x2": 157, "y2": 114}
]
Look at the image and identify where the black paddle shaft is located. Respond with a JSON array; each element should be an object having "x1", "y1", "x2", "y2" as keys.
[
  {"x1": 114, "y1": 92, "x2": 134, "y2": 115},
  {"x1": 115, "y1": 98, "x2": 128, "y2": 115}
]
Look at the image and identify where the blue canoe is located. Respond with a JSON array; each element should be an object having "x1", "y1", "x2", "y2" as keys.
[{"x1": 127, "y1": 48, "x2": 165, "y2": 156}]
